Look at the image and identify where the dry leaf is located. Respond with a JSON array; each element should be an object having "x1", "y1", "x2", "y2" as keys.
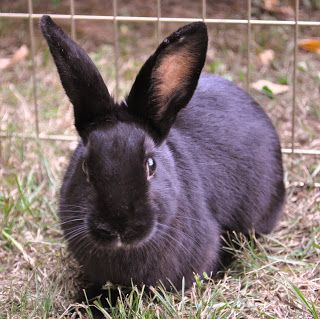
[
  {"x1": 0, "y1": 58, "x2": 11, "y2": 70},
  {"x1": 298, "y1": 38, "x2": 320, "y2": 54},
  {"x1": 251, "y1": 80, "x2": 289, "y2": 95},
  {"x1": 259, "y1": 49, "x2": 275, "y2": 66},
  {"x1": 0, "y1": 45, "x2": 29, "y2": 70},
  {"x1": 264, "y1": 0, "x2": 279, "y2": 10},
  {"x1": 11, "y1": 45, "x2": 29, "y2": 64},
  {"x1": 263, "y1": 0, "x2": 294, "y2": 15}
]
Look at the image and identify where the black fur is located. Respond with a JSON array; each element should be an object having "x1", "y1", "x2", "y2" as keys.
[
  {"x1": 41, "y1": 15, "x2": 285, "y2": 299},
  {"x1": 127, "y1": 22, "x2": 208, "y2": 141},
  {"x1": 40, "y1": 15, "x2": 114, "y2": 140}
]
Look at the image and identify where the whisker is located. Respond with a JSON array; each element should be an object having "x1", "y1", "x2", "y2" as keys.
[
  {"x1": 155, "y1": 227, "x2": 191, "y2": 257},
  {"x1": 59, "y1": 209, "x2": 88, "y2": 213},
  {"x1": 63, "y1": 224, "x2": 87, "y2": 235},
  {"x1": 59, "y1": 203, "x2": 88, "y2": 209},
  {"x1": 157, "y1": 222, "x2": 203, "y2": 248},
  {"x1": 89, "y1": 244, "x2": 99, "y2": 257},
  {"x1": 77, "y1": 237, "x2": 92, "y2": 256},
  {"x1": 69, "y1": 231, "x2": 88, "y2": 254},
  {"x1": 70, "y1": 233, "x2": 90, "y2": 258},
  {"x1": 64, "y1": 226, "x2": 88, "y2": 243},
  {"x1": 59, "y1": 218, "x2": 85, "y2": 226},
  {"x1": 153, "y1": 232, "x2": 192, "y2": 276},
  {"x1": 157, "y1": 230, "x2": 200, "y2": 274},
  {"x1": 53, "y1": 215, "x2": 87, "y2": 227}
]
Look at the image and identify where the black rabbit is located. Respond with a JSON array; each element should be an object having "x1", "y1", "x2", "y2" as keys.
[{"x1": 41, "y1": 15, "x2": 285, "y2": 299}]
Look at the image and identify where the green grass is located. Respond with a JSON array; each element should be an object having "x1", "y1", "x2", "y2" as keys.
[{"x1": 290, "y1": 283, "x2": 319, "y2": 319}]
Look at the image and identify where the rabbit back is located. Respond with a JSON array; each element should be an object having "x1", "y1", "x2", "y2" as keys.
[{"x1": 169, "y1": 73, "x2": 285, "y2": 235}]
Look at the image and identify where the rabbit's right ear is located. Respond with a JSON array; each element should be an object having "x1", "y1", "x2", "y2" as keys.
[
  {"x1": 127, "y1": 22, "x2": 208, "y2": 142},
  {"x1": 40, "y1": 15, "x2": 113, "y2": 140}
]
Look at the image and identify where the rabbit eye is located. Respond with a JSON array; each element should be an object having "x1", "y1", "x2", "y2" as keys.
[
  {"x1": 146, "y1": 157, "x2": 156, "y2": 179},
  {"x1": 82, "y1": 160, "x2": 90, "y2": 182}
]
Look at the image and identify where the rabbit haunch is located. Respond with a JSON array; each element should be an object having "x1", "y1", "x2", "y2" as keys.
[{"x1": 40, "y1": 15, "x2": 285, "y2": 295}]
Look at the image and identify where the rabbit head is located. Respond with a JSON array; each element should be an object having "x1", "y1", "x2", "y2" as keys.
[{"x1": 40, "y1": 16, "x2": 208, "y2": 250}]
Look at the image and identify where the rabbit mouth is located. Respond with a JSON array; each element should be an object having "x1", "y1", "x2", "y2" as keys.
[{"x1": 89, "y1": 221, "x2": 157, "y2": 251}]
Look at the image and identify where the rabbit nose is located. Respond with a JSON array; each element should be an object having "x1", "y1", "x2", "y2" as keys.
[{"x1": 95, "y1": 222, "x2": 118, "y2": 240}]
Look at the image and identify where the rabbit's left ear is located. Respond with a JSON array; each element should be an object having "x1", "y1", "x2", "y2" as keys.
[
  {"x1": 127, "y1": 22, "x2": 208, "y2": 141},
  {"x1": 40, "y1": 15, "x2": 113, "y2": 140}
]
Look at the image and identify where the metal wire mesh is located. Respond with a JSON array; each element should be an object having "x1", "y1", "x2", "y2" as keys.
[{"x1": 0, "y1": 0, "x2": 319, "y2": 186}]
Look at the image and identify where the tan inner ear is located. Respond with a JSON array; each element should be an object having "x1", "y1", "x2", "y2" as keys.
[{"x1": 152, "y1": 49, "x2": 194, "y2": 115}]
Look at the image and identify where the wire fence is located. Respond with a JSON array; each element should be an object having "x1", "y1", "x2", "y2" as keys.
[{"x1": 0, "y1": 0, "x2": 319, "y2": 186}]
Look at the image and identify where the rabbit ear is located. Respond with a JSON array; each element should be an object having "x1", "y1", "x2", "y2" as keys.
[
  {"x1": 127, "y1": 22, "x2": 208, "y2": 141},
  {"x1": 40, "y1": 15, "x2": 113, "y2": 140}
]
